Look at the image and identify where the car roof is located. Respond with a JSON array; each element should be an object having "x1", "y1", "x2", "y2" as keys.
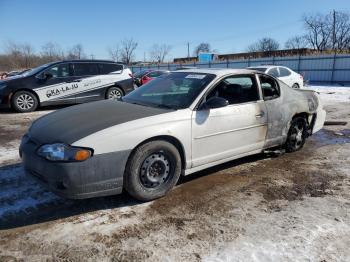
[
  {"x1": 53, "y1": 59, "x2": 124, "y2": 64},
  {"x1": 175, "y1": 68, "x2": 256, "y2": 77}
]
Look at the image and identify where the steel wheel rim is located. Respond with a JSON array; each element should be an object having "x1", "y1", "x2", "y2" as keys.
[
  {"x1": 108, "y1": 89, "x2": 122, "y2": 100},
  {"x1": 16, "y1": 94, "x2": 34, "y2": 110},
  {"x1": 290, "y1": 123, "x2": 304, "y2": 148},
  {"x1": 140, "y1": 152, "x2": 171, "y2": 188}
]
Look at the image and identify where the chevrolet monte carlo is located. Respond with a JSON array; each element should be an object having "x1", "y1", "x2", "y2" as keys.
[{"x1": 20, "y1": 69, "x2": 326, "y2": 201}]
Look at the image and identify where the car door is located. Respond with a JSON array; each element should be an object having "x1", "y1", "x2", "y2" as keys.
[
  {"x1": 73, "y1": 62, "x2": 103, "y2": 103},
  {"x1": 191, "y1": 74, "x2": 268, "y2": 167},
  {"x1": 34, "y1": 63, "x2": 77, "y2": 104},
  {"x1": 278, "y1": 67, "x2": 293, "y2": 87},
  {"x1": 258, "y1": 74, "x2": 286, "y2": 148}
]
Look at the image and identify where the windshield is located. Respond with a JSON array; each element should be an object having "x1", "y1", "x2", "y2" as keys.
[
  {"x1": 123, "y1": 72, "x2": 216, "y2": 109},
  {"x1": 21, "y1": 62, "x2": 57, "y2": 77}
]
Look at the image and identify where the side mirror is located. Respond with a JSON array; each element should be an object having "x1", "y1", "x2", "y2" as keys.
[
  {"x1": 44, "y1": 72, "x2": 53, "y2": 80},
  {"x1": 199, "y1": 97, "x2": 229, "y2": 110}
]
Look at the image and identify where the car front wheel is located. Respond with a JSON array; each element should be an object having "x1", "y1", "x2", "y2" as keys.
[
  {"x1": 285, "y1": 117, "x2": 308, "y2": 152},
  {"x1": 11, "y1": 91, "x2": 38, "y2": 113},
  {"x1": 124, "y1": 140, "x2": 182, "y2": 201}
]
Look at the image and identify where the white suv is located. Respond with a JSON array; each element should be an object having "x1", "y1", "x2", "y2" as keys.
[{"x1": 248, "y1": 65, "x2": 304, "y2": 88}]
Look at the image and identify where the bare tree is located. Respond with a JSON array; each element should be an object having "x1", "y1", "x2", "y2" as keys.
[
  {"x1": 107, "y1": 44, "x2": 121, "y2": 62},
  {"x1": 67, "y1": 44, "x2": 86, "y2": 59},
  {"x1": 193, "y1": 43, "x2": 211, "y2": 56},
  {"x1": 303, "y1": 13, "x2": 332, "y2": 51},
  {"x1": 120, "y1": 38, "x2": 138, "y2": 64},
  {"x1": 332, "y1": 11, "x2": 350, "y2": 50},
  {"x1": 41, "y1": 42, "x2": 64, "y2": 62},
  {"x1": 247, "y1": 37, "x2": 280, "y2": 52},
  {"x1": 285, "y1": 36, "x2": 308, "y2": 49},
  {"x1": 3, "y1": 41, "x2": 36, "y2": 69},
  {"x1": 21, "y1": 43, "x2": 35, "y2": 68},
  {"x1": 149, "y1": 44, "x2": 172, "y2": 63}
]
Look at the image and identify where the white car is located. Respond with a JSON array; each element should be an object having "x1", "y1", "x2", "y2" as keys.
[
  {"x1": 20, "y1": 69, "x2": 325, "y2": 201},
  {"x1": 0, "y1": 60, "x2": 134, "y2": 112},
  {"x1": 248, "y1": 65, "x2": 304, "y2": 89}
]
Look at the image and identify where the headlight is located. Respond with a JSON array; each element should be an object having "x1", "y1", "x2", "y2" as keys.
[{"x1": 37, "y1": 143, "x2": 93, "y2": 162}]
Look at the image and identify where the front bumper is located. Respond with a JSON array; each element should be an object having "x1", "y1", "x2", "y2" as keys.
[{"x1": 20, "y1": 134, "x2": 130, "y2": 199}]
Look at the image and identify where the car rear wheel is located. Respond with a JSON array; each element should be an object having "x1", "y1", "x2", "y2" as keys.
[
  {"x1": 11, "y1": 91, "x2": 38, "y2": 113},
  {"x1": 285, "y1": 117, "x2": 308, "y2": 152},
  {"x1": 124, "y1": 140, "x2": 181, "y2": 201},
  {"x1": 106, "y1": 87, "x2": 123, "y2": 100},
  {"x1": 292, "y1": 83, "x2": 300, "y2": 89}
]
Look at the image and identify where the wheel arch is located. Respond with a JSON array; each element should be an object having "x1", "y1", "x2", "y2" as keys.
[
  {"x1": 11, "y1": 88, "x2": 41, "y2": 105},
  {"x1": 127, "y1": 135, "x2": 187, "y2": 174}
]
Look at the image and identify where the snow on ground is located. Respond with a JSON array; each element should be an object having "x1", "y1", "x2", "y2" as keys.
[
  {"x1": 0, "y1": 165, "x2": 61, "y2": 218},
  {"x1": 306, "y1": 84, "x2": 350, "y2": 105}
]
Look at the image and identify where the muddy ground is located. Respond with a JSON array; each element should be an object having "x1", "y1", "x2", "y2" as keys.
[{"x1": 0, "y1": 94, "x2": 350, "y2": 261}]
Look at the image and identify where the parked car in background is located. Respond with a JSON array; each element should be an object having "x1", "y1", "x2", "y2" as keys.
[
  {"x1": 133, "y1": 69, "x2": 169, "y2": 87},
  {"x1": 248, "y1": 65, "x2": 304, "y2": 89},
  {"x1": 7, "y1": 70, "x2": 23, "y2": 77},
  {"x1": 20, "y1": 69, "x2": 325, "y2": 201},
  {"x1": 0, "y1": 60, "x2": 134, "y2": 112}
]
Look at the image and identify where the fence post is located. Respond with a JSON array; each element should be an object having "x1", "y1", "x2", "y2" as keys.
[
  {"x1": 209, "y1": 61, "x2": 211, "y2": 68},
  {"x1": 272, "y1": 56, "x2": 275, "y2": 65},
  {"x1": 226, "y1": 58, "x2": 229, "y2": 68},
  {"x1": 168, "y1": 63, "x2": 170, "y2": 70},
  {"x1": 330, "y1": 53, "x2": 336, "y2": 84},
  {"x1": 158, "y1": 63, "x2": 160, "y2": 69},
  {"x1": 248, "y1": 57, "x2": 251, "y2": 67},
  {"x1": 297, "y1": 55, "x2": 301, "y2": 73}
]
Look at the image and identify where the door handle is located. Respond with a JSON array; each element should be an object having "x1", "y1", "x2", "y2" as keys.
[
  {"x1": 255, "y1": 111, "x2": 265, "y2": 118},
  {"x1": 67, "y1": 79, "x2": 81, "y2": 83}
]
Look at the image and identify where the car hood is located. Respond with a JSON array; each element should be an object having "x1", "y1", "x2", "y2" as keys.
[
  {"x1": 0, "y1": 75, "x2": 25, "y2": 83},
  {"x1": 28, "y1": 100, "x2": 171, "y2": 145}
]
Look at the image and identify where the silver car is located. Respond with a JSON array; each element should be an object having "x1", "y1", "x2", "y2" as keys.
[{"x1": 20, "y1": 69, "x2": 326, "y2": 201}]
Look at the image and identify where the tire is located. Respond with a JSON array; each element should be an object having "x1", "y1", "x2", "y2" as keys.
[
  {"x1": 292, "y1": 83, "x2": 300, "y2": 89},
  {"x1": 285, "y1": 117, "x2": 308, "y2": 152},
  {"x1": 106, "y1": 87, "x2": 123, "y2": 100},
  {"x1": 11, "y1": 91, "x2": 38, "y2": 113},
  {"x1": 124, "y1": 140, "x2": 182, "y2": 201}
]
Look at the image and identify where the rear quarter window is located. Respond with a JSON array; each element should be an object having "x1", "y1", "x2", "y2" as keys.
[{"x1": 99, "y1": 63, "x2": 123, "y2": 74}]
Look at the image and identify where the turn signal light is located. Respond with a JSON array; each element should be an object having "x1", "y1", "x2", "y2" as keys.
[{"x1": 74, "y1": 149, "x2": 91, "y2": 161}]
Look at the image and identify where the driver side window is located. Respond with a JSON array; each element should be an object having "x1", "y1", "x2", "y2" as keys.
[
  {"x1": 206, "y1": 75, "x2": 260, "y2": 105},
  {"x1": 44, "y1": 63, "x2": 70, "y2": 78},
  {"x1": 259, "y1": 75, "x2": 280, "y2": 100}
]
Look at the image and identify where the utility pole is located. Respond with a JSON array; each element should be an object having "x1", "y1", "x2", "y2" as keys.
[
  {"x1": 332, "y1": 10, "x2": 336, "y2": 52},
  {"x1": 187, "y1": 42, "x2": 190, "y2": 58}
]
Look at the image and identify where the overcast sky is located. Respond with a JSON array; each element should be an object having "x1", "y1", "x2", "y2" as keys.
[{"x1": 1, "y1": 0, "x2": 349, "y2": 61}]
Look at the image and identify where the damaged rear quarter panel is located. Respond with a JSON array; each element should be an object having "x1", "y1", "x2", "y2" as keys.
[{"x1": 264, "y1": 81, "x2": 314, "y2": 148}]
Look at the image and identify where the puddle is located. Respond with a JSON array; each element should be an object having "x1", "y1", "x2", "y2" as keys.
[{"x1": 312, "y1": 129, "x2": 350, "y2": 146}]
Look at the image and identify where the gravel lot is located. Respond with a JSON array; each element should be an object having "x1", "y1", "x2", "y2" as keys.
[{"x1": 0, "y1": 85, "x2": 350, "y2": 261}]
